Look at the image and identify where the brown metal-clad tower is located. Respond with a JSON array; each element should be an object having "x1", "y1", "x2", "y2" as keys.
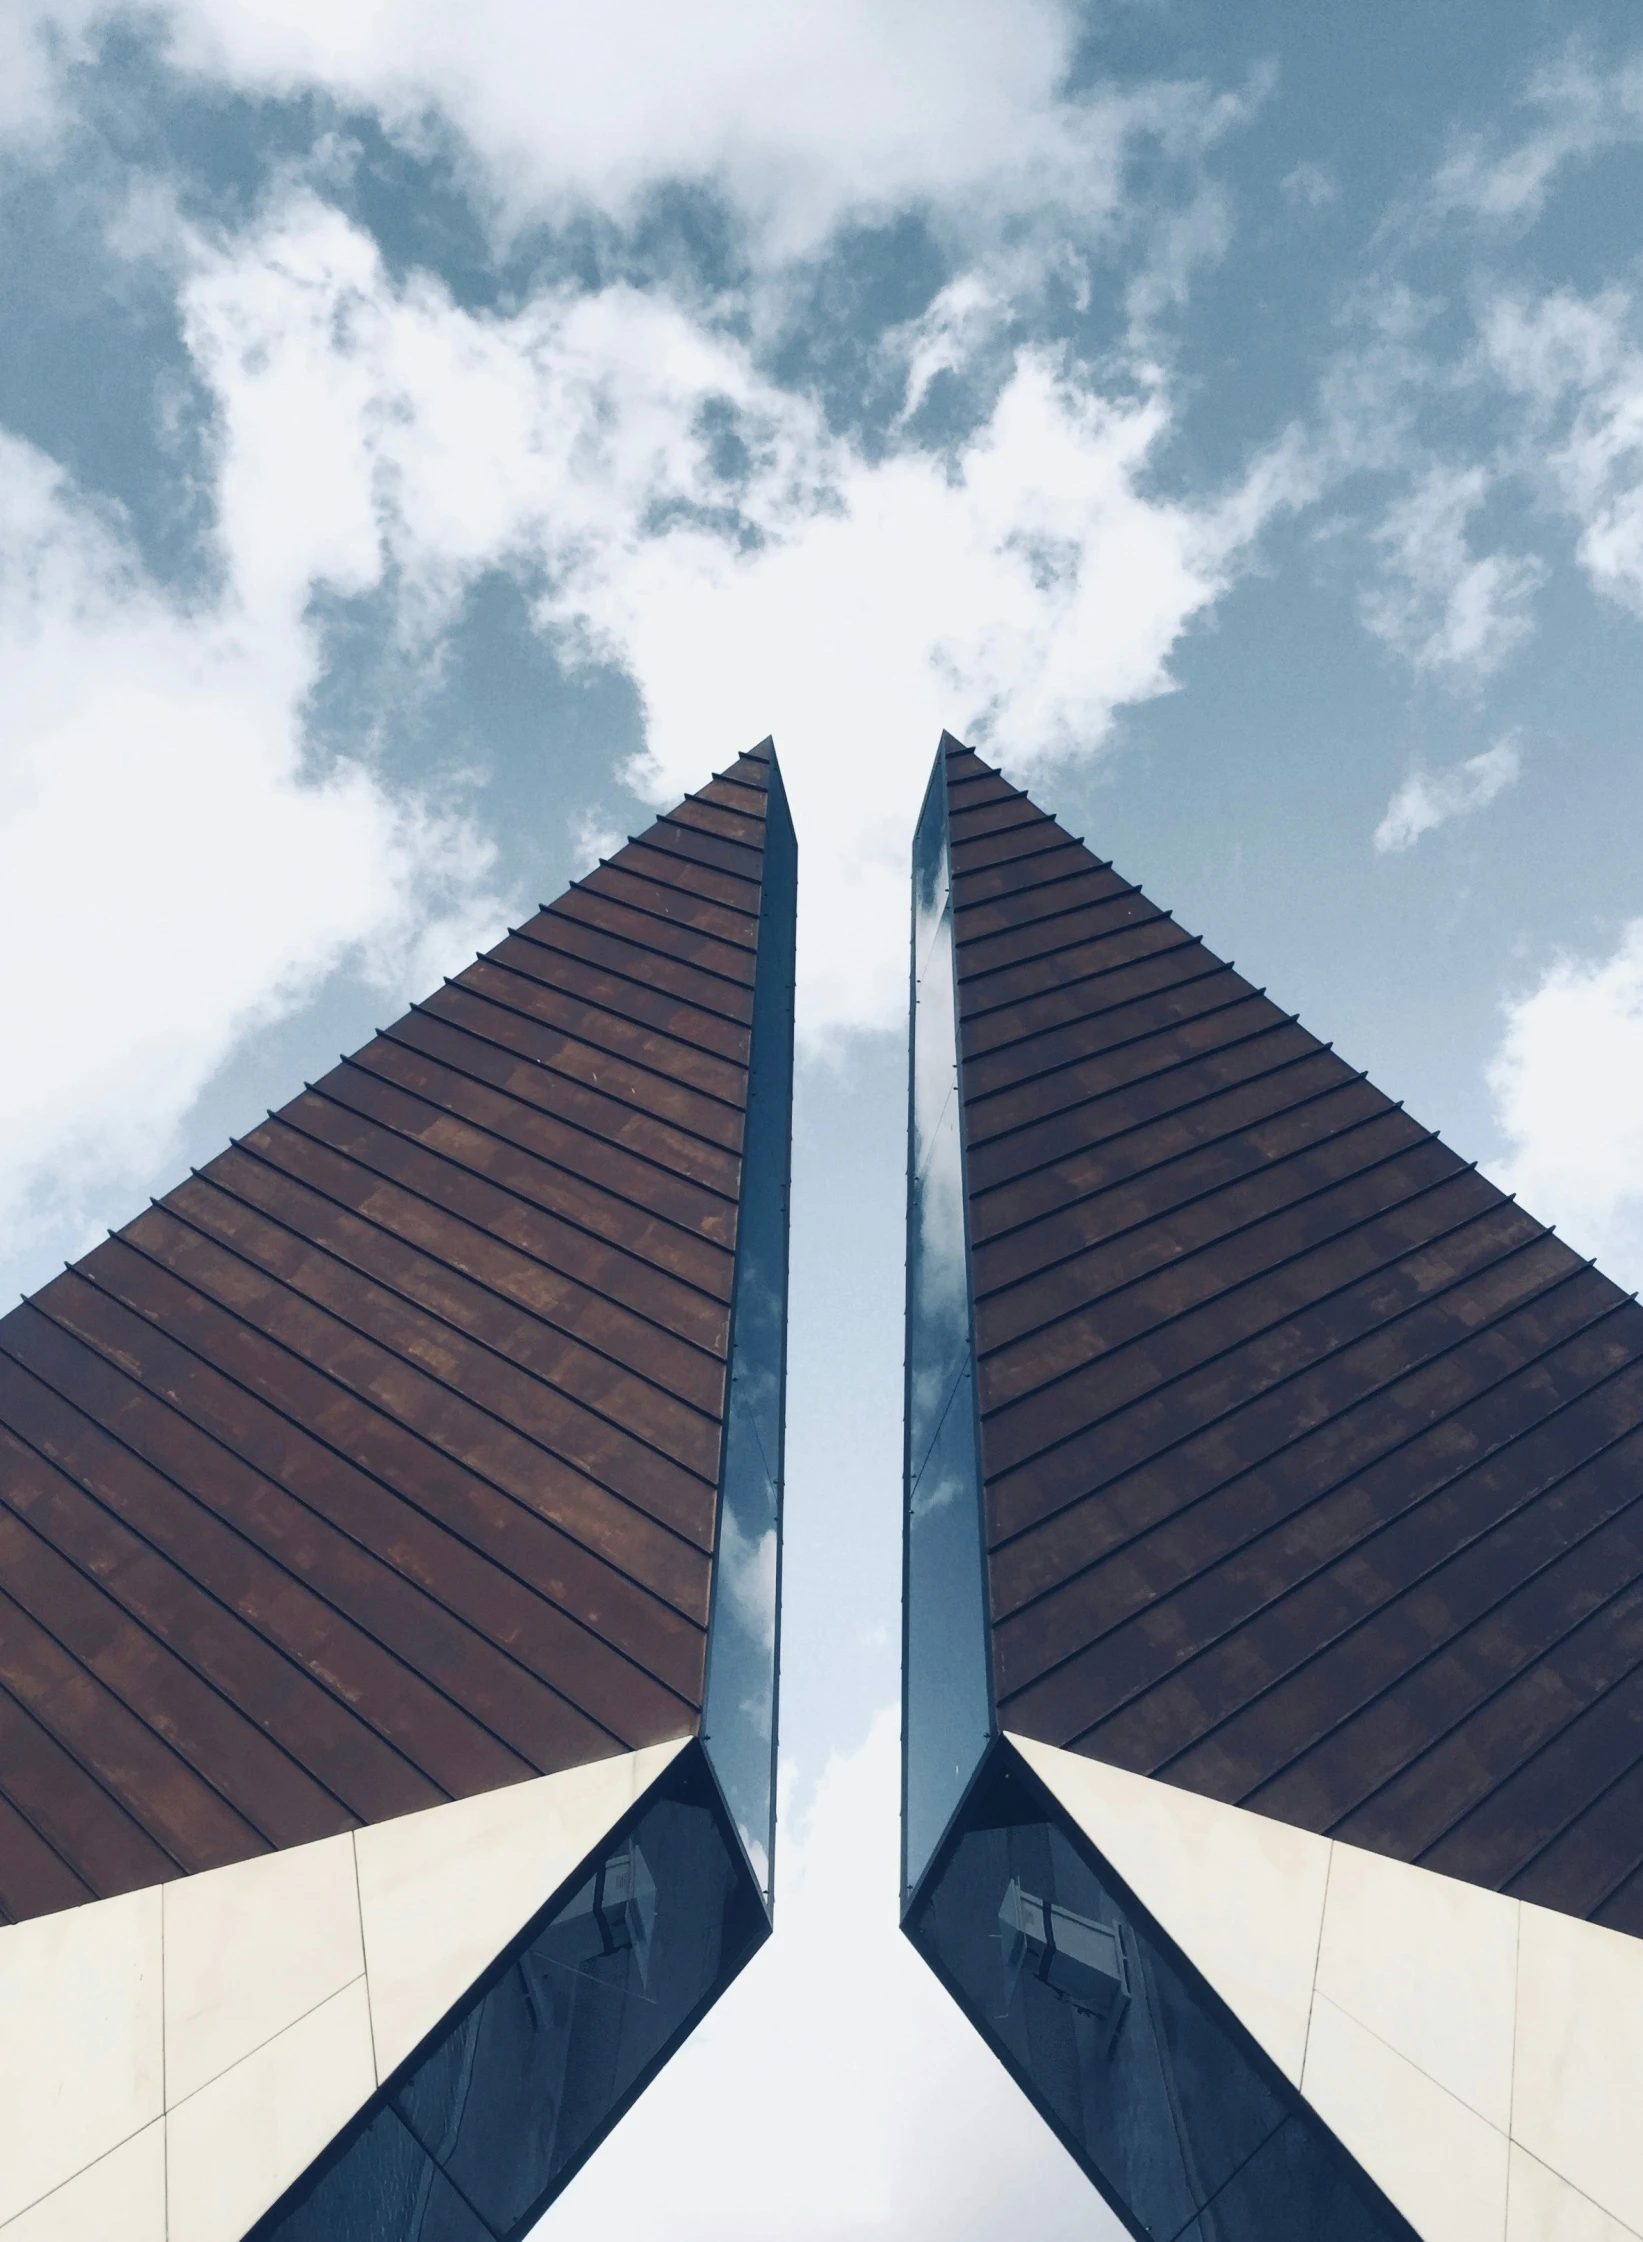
[
  {"x1": 0, "y1": 742, "x2": 796, "y2": 2242},
  {"x1": 903, "y1": 733, "x2": 1643, "y2": 2242}
]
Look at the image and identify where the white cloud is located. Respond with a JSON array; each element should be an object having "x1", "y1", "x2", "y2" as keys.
[
  {"x1": 1373, "y1": 736, "x2": 1522, "y2": 853},
  {"x1": 0, "y1": 422, "x2": 498, "y2": 1259},
  {"x1": 166, "y1": 193, "x2": 1294, "y2": 1050},
  {"x1": 5, "y1": 0, "x2": 1246, "y2": 264},
  {"x1": 543, "y1": 1710, "x2": 1114, "y2": 2242},
  {"x1": 1280, "y1": 160, "x2": 1337, "y2": 211},
  {"x1": 1360, "y1": 463, "x2": 1545, "y2": 682},
  {"x1": 1428, "y1": 45, "x2": 1643, "y2": 227},
  {"x1": 1487, "y1": 921, "x2": 1643, "y2": 1292},
  {"x1": 1481, "y1": 286, "x2": 1643, "y2": 614}
]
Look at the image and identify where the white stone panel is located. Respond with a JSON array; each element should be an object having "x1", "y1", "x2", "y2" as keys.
[
  {"x1": 165, "y1": 1977, "x2": 376, "y2": 2242},
  {"x1": 1507, "y1": 2144, "x2": 1642, "y2": 2242},
  {"x1": 1513, "y1": 1898, "x2": 1643, "y2": 2236},
  {"x1": 1006, "y1": 1732, "x2": 1329, "y2": 2083},
  {"x1": 0, "y1": 2120, "x2": 166, "y2": 2242},
  {"x1": 357, "y1": 1736, "x2": 687, "y2": 2077},
  {"x1": 1315, "y1": 1835, "x2": 1519, "y2": 2130},
  {"x1": 0, "y1": 1883, "x2": 163, "y2": 2225},
  {"x1": 164, "y1": 1832, "x2": 363, "y2": 2107},
  {"x1": 1303, "y1": 1991, "x2": 1510, "y2": 2242}
]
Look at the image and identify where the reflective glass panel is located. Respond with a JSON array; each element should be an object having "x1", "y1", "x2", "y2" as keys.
[
  {"x1": 902, "y1": 754, "x2": 993, "y2": 1901},
  {"x1": 252, "y1": 1743, "x2": 768, "y2": 2242},
  {"x1": 702, "y1": 762, "x2": 796, "y2": 1904},
  {"x1": 906, "y1": 1745, "x2": 1418, "y2": 2242}
]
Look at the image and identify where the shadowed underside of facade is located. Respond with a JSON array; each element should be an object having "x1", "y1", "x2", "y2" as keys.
[
  {"x1": 903, "y1": 734, "x2": 1643, "y2": 2242},
  {"x1": 0, "y1": 744, "x2": 796, "y2": 2242}
]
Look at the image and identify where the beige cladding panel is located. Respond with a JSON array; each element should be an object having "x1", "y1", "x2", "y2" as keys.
[
  {"x1": 1008, "y1": 1732, "x2": 1643, "y2": 2242},
  {"x1": 0, "y1": 1739, "x2": 688, "y2": 2241}
]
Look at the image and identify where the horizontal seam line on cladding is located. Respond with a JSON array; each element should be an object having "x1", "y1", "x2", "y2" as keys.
[
  {"x1": 430, "y1": 990, "x2": 748, "y2": 1147},
  {"x1": 515, "y1": 910, "x2": 757, "y2": 1016},
  {"x1": 585, "y1": 862, "x2": 759, "y2": 952},
  {"x1": 352, "y1": 1039, "x2": 742, "y2": 1234},
  {"x1": 948, "y1": 807, "x2": 1049, "y2": 853},
  {"x1": 613, "y1": 840, "x2": 764, "y2": 917},
  {"x1": 966, "y1": 1046, "x2": 1357, "y2": 1224},
  {"x1": 0, "y1": 1327, "x2": 558, "y2": 1802},
  {"x1": 221, "y1": 1135, "x2": 726, "y2": 1405},
  {"x1": 0, "y1": 1327, "x2": 486, "y2": 1784},
  {"x1": 951, "y1": 834, "x2": 1090, "y2": 888},
  {"x1": 976, "y1": 1132, "x2": 1457, "y2": 1398},
  {"x1": 962, "y1": 1016, "x2": 1317, "y2": 1170},
  {"x1": 0, "y1": 1752, "x2": 99, "y2": 1911},
  {"x1": 1105, "y1": 1291, "x2": 1639, "y2": 1771},
  {"x1": 988, "y1": 1230, "x2": 1580, "y2": 1561},
  {"x1": 634, "y1": 836, "x2": 768, "y2": 900},
  {"x1": 0, "y1": 1668, "x2": 201, "y2": 1892},
  {"x1": 1011, "y1": 1298, "x2": 1643, "y2": 1723},
  {"x1": 0, "y1": 1507, "x2": 317, "y2": 1856},
  {"x1": 443, "y1": 965, "x2": 751, "y2": 1106},
  {"x1": 948, "y1": 804, "x2": 1041, "y2": 846},
  {"x1": 610, "y1": 829, "x2": 768, "y2": 904},
  {"x1": 1364, "y1": 1568, "x2": 1643, "y2": 1886},
  {"x1": 961, "y1": 955, "x2": 1236, "y2": 1088},
  {"x1": 284, "y1": 1091, "x2": 733, "y2": 1350},
  {"x1": 40, "y1": 1272, "x2": 667, "y2": 1760},
  {"x1": 952, "y1": 851, "x2": 1125, "y2": 914},
  {"x1": 111, "y1": 1221, "x2": 720, "y2": 1562},
  {"x1": 1269, "y1": 1541, "x2": 1643, "y2": 1860},
  {"x1": 963, "y1": 985, "x2": 1273, "y2": 1122},
  {"x1": 952, "y1": 864, "x2": 1123, "y2": 927},
  {"x1": 1301, "y1": 1464, "x2": 1643, "y2": 1839},
  {"x1": 660, "y1": 796, "x2": 768, "y2": 837},
  {"x1": 553, "y1": 884, "x2": 758, "y2": 980},
  {"x1": 41, "y1": 1269, "x2": 702, "y2": 1710},
  {"x1": 0, "y1": 1638, "x2": 212, "y2": 1884},
  {"x1": 955, "y1": 892, "x2": 1157, "y2": 974},
  {"x1": 0, "y1": 1320, "x2": 507, "y2": 1797},
  {"x1": 959, "y1": 925, "x2": 1195, "y2": 1038},
  {"x1": 1500, "y1": 1726, "x2": 1643, "y2": 1918},
  {"x1": 166, "y1": 1168, "x2": 725, "y2": 1472},
  {"x1": 983, "y1": 1194, "x2": 1537, "y2": 1483},
  {"x1": 0, "y1": 1402, "x2": 415, "y2": 1831},
  {"x1": 481, "y1": 940, "x2": 754, "y2": 1059},
  {"x1": 656, "y1": 803, "x2": 769, "y2": 850},
  {"x1": 401, "y1": 997, "x2": 748, "y2": 1151},
  {"x1": 971, "y1": 1095, "x2": 1408, "y2": 1312},
  {"x1": 544, "y1": 891, "x2": 758, "y2": 992}
]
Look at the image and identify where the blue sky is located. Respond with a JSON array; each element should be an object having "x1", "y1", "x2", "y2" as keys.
[{"x1": 4, "y1": 3, "x2": 1643, "y2": 2232}]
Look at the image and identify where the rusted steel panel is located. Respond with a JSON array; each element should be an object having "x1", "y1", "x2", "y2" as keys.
[{"x1": 0, "y1": 746, "x2": 792, "y2": 1923}]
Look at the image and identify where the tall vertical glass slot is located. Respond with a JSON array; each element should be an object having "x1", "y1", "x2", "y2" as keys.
[
  {"x1": 702, "y1": 755, "x2": 797, "y2": 1905},
  {"x1": 902, "y1": 751, "x2": 994, "y2": 1903}
]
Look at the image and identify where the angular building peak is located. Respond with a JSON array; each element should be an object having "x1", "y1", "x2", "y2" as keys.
[
  {"x1": 904, "y1": 735, "x2": 1643, "y2": 2242},
  {"x1": 0, "y1": 742, "x2": 795, "y2": 2240}
]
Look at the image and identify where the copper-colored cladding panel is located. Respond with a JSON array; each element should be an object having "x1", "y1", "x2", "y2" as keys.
[
  {"x1": 942, "y1": 736, "x2": 1643, "y2": 1940},
  {"x1": 0, "y1": 747, "x2": 784, "y2": 1928}
]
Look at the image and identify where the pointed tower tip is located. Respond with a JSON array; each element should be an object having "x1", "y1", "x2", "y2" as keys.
[{"x1": 744, "y1": 736, "x2": 775, "y2": 763}]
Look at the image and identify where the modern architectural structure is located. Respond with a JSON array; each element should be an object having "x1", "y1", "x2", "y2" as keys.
[
  {"x1": 0, "y1": 742, "x2": 795, "y2": 2242},
  {"x1": 902, "y1": 734, "x2": 1643, "y2": 2242}
]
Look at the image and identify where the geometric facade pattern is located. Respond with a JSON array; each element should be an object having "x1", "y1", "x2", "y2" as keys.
[
  {"x1": 902, "y1": 733, "x2": 1643, "y2": 2242},
  {"x1": 0, "y1": 740, "x2": 795, "y2": 2238}
]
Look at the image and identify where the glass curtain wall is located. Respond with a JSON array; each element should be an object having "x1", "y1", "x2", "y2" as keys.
[
  {"x1": 901, "y1": 749, "x2": 994, "y2": 1903},
  {"x1": 701, "y1": 755, "x2": 796, "y2": 1906},
  {"x1": 906, "y1": 1746, "x2": 1418, "y2": 2242},
  {"x1": 254, "y1": 1744, "x2": 768, "y2": 2242}
]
